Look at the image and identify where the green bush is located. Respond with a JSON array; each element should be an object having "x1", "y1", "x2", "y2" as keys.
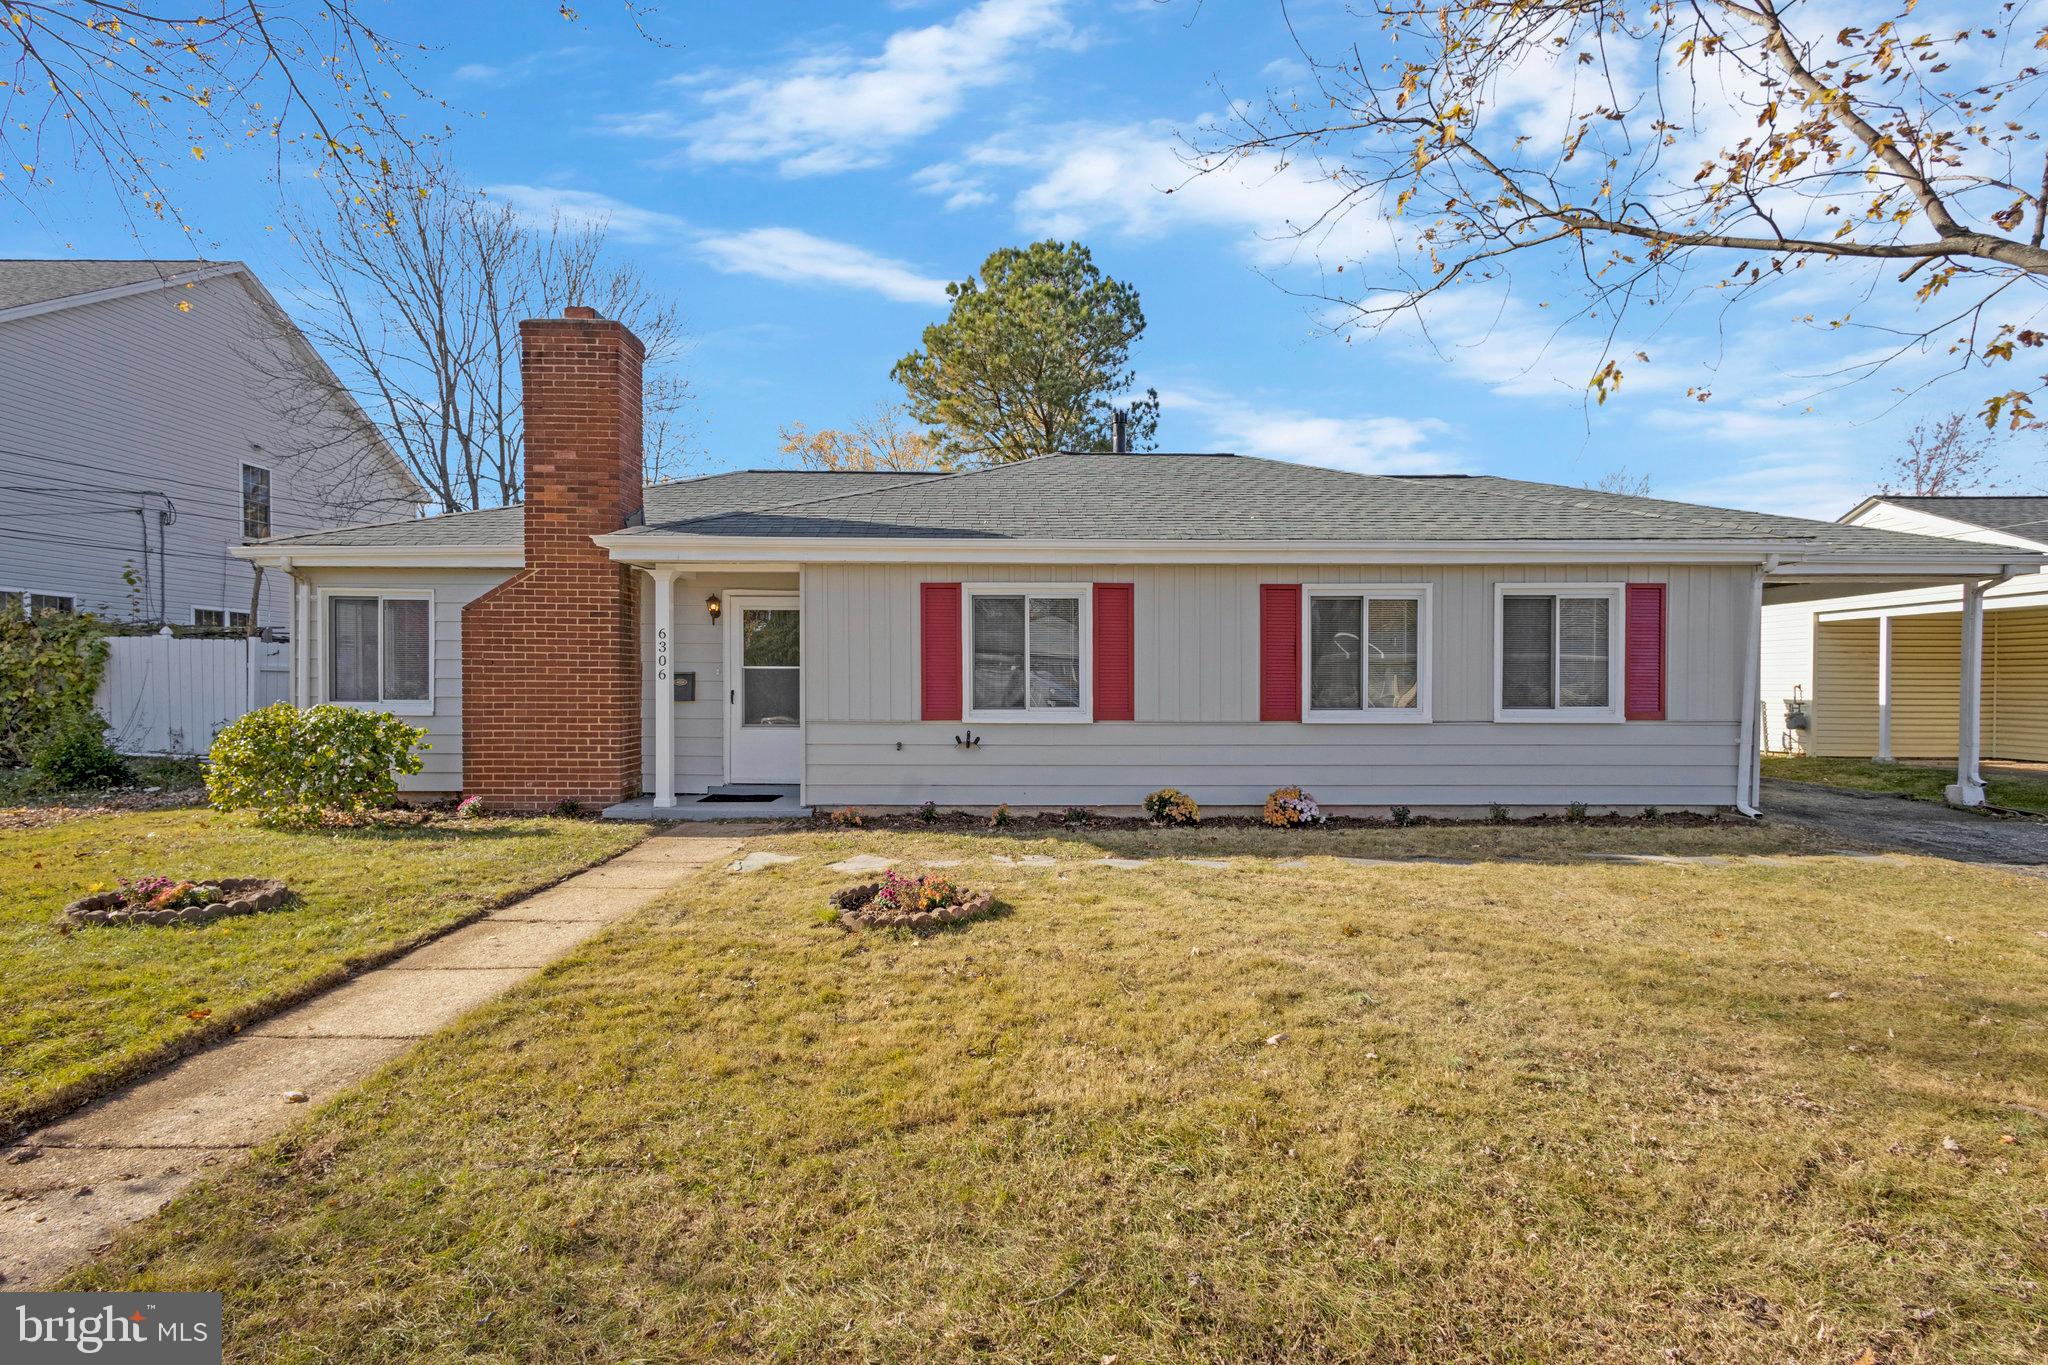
[
  {"x1": 0, "y1": 611, "x2": 109, "y2": 765},
  {"x1": 29, "y1": 712, "x2": 130, "y2": 790},
  {"x1": 206, "y1": 703, "x2": 427, "y2": 827},
  {"x1": 1143, "y1": 787, "x2": 1200, "y2": 826}
]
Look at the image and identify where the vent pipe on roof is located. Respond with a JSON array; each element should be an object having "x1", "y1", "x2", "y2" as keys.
[{"x1": 1112, "y1": 407, "x2": 1130, "y2": 454}]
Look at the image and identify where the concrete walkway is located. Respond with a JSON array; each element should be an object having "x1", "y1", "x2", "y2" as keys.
[
  {"x1": 1764, "y1": 778, "x2": 2048, "y2": 878},
  {"x1": 0, "y1": 824, "x2": 753, "y2": 1290}
]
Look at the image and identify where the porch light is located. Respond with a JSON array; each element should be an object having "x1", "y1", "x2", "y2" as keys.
[{"x1": 705, "y1": 594, "x2": 722, "y2": 621}]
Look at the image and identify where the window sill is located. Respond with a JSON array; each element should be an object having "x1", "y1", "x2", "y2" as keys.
[
  {"x1": 1493, "y1": 709, "x2": 1624, "y2": 725},
  {"x1": 965, "y1": 711, "x2": 1094, "y2": 725},
  {"x1": 1303, "y1": 710, "x2": 1431, "y2": 724}
]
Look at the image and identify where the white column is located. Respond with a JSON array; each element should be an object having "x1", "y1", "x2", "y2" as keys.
[
  {"x1": 1735, "y1": 566, "x2": 1763, "y2": 815},
  {"x1": 651, "y1": 568, "x2": 677, "y2": 809},
  {"x1": 1946, "y1": 581, "x2": 1988, "y2": 807},
  {"x1": 294, "y1": 576, "x2": 313, "y2": 708},
  {"x1": 1875, "y1": 614, "x2": 1893, "y2": 762}
]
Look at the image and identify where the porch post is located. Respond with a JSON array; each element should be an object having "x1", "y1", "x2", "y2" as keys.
[
  {"x1": 1945, "y1": 581, "x2": 1987, "y2": 807},
  {"x1": 651, "y1": 568, "x2": 677, "y2": 809},
  {"x1": 1875, "y1": 614, "x2": 1893, "y2": 762}
]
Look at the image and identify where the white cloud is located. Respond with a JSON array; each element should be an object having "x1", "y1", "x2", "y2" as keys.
[
  {"x1": 631, "y1": 0, "x2": 1073, "y2": 176},
  {"x1": 1661, "y1": 446, "x2": 1873, "y2": 523},
  {"x1": 695, "y1": 227, "x2": 952, "y2": 305},
  {"x1": 990, "y1": 121, "x2": 1398, "y2": 267},
  {"x1": 1165, "y1": 386, "x2": 1462, "y2": 475},
  {"x1": 910, "y1": 161, "x2": 995, "y2": 211},
  {"x1": 485, "y1": 184, "x2": 688, "y2": 244}
]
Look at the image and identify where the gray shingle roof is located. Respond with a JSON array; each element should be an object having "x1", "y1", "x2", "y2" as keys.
[
  {"x1": 1872, "y1": 495, "x2": 2048, "y2": 543},
  {"x1": 259, "y1": 454, "x2": 2040, "y2": 563},
  {"x1": 0, "y1": 259, "x2": 228, "y2": 313},
  {"x1": 257, "y1": 470, "x2": 934, "y2": 548},
  {"x1": 612, "y1": 453, "x2": 2030, "y2": 559}
]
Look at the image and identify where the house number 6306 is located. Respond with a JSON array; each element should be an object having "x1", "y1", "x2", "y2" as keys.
[{"x1": 655, "y1": 626, "x2": 669, "y2": 682}]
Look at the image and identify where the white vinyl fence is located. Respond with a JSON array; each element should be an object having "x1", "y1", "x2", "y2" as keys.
[{"x1": 94, "y1": 630, "x2": 291, "y2": 757}]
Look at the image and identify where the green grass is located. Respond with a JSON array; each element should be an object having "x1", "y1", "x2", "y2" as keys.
[
  {"x1": 0, "y1": 808, "x2": 642, "y2": 1133},
  {"x1": 67, "y1": 824, "x2": 2048, "y2": 1362},
  {"x1": 1764, "y1": 753, "x2": 2048, "y2": 814}
]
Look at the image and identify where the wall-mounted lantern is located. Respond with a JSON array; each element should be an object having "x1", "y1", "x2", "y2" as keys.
[{"x1": 705, "y1": 594, "x2": 722, "y2": 621}]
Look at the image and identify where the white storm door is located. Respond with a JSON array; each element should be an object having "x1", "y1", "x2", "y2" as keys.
[{"x1": 725, "y1": 594, "x2": 802, "y2": 784}]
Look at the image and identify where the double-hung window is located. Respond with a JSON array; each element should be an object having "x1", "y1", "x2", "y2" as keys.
[
  {"x1": 241, "y1": 463, "x2": 271, "y2": 540},
  {"x1": 1303, "y1": 585, "x2": 1430, "y2": 721},
  {"x1": 1495, "y1": 584, "x2": 1624, "y2": 722},
  {"x1": 328, "y1": 592, "x2": 432, "y2": 713},
  {"x1": 193, "y1": 607, "x2": 251, "y2": 631},
  {"x1": 966, "y1": 584, "x2": 1089, "y2": 721}
]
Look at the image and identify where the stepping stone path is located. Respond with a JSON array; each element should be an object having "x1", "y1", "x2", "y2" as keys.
[
  {"x1": 924, "y1": 859, "x2": 964, "y2": 869},
  {"x1": 1179, "y1": 858, "x2": 1231, "y2": 869},
  {"x1": 1096, "y1": 857, "x2": 1149, "y2": 869},
  {"x1": 826, "y1": 854, "x2": 897, "y2": 875},
  {"x1": 728, "y1": 851, "x2": 800, "y2": 874},
  {"x1": 991, "y1": 854, "x2": 1058, "y2": 867}
]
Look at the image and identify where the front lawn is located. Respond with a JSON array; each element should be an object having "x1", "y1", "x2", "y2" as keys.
[
  {"x1": 69, "y1": 824, "x2": 2048, "y2": 1362},
  {"x1": 1764, "y1": 753, "x2": 2048, "y2": 814},
  {"x1": 1, "y1": 809, "x2": 643, "y2": 1134}
]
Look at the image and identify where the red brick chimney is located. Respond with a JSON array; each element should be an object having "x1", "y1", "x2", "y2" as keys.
[{"x1": 460, "y1": 308, "x2": 646, "y2": 811}]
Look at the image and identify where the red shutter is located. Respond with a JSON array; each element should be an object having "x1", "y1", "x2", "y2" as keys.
[
  {"x1": 1093, "y1": 582, "x2": 1134, "y2": 721},
  {"x1": 1625, "y1": 582, "x2": 1666, "y2": 721},
  {"x1": 920, "y1": 582, "x2": 962, "y2": 721},
  {"x1": 1259, "y1": 583, "x2": 1302, "y2": 721}
]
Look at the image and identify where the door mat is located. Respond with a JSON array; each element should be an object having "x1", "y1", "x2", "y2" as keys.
[{"x1": 698, "y1": 793, "x2": 784, "y2": 803}]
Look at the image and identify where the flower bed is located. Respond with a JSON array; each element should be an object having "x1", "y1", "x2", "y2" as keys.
[
  {"x1": 829, "y1": 870, "x2": 995, "y2": 931},
  {"x1": 62, "y1": 876, "x2": 294, "y2": 927}
]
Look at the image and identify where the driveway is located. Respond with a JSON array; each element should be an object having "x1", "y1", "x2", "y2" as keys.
[{"x1": 1763, "y1": 777, "x2": 2048, "y2": 878}]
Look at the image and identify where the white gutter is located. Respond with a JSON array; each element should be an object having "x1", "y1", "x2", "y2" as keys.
[
  {"x1": 231, "y1": 544, "x2": 523, "y2": 570},
  {"x1": 594, "y1": 534, "x2": 1792, "y2": 567}
]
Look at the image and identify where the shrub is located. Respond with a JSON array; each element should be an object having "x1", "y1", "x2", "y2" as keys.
[
  {"x1": 1488, "y1": 802, "x2": 1510, "y2": 825},
  {"x1": 916, "y1": 799, "x2": 940, "y2": 824},
  {"x1": 552, "y1": 798, "x2": 584, "y2": 818},
  {"x1": 29, "y1": 711, "x2": 130, "y2": 790},
  {"x1": 829, "y1": 805, "x2": 866, "y2": 829},
  {"x1": 0, "y1": 610, "x2": 109, "y2": 765},
  {"x1": 205, "y1": 703, "x2": 426, "y2": 828},
  {"x1": 454, "y1": 794, "x2": 484, "y2": 819},
  {"x1": 1143, "y1": 787, "x2": 1200, "y2": 826},
  {"x1": 987, "y1": 803, "x2": 1013, "y2": 829},
  {"x1": 1062, "y1": 805, "x2": 1093, "y2": 825},
  {"x1": 1262, "y1": 785, "x2": 1325, "y2": 828},
  {"x1": 1642, "y1": 805, "x2": 1661, "y2": 821},
  {"x1": 1566, "y1": 801, "x2": 1589, "y2": 823},
  {"x1": 1389, "y1": 805, "x2": 1414, "y2": 827}
]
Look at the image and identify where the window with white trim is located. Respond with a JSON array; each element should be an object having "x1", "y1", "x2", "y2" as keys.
[
  {"x1": 1496, "y1": 585, "x2": 1623, "y2": 720},
  {"x1": 193, "y1": 607, "x2": 252, "y2": 631},
  {"x1": 241, "y1": 463, "x2": 271, "y2": 540},
  {"x1": 26, "y1": 592, "x2": 75, "y2": 616},
  {"x1": 1304, "y1": 585, "x2": 1429, "y2": 720},
  {"x1": 966, "y1": 585, "x2": 1088, "y2": 720},
  {"x1": 328, "y1": 594, "x2": 431, "y2": 710}
]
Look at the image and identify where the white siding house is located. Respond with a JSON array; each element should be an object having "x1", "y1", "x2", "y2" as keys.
[{"x1": 0, "y1": 260, "x2": 420, "y2": 628}]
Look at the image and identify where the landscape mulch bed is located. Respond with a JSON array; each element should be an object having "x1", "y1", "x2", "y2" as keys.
[{"x1": 814, "y1": 809, "x2": 1733, "y2": 834}]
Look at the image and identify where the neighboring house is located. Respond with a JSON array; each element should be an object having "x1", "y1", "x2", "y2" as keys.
[
  {"x1": 1761, "y1": 495, "x2": 2048, "y2": 763},
  {"x1": 0, "y1": 259, "x2": 422, "y2": 630},
  {"x1": 235, "y1": 308, "x2": 2042, "y2": 816}
]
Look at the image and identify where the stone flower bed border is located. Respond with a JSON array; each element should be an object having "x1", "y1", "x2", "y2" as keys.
[
  {"x1": 830, "y1": 881, "x2": 996, "y2": 932},
  {"x1": 62, "y1": 877, "x2": 294, "y2": 927}
]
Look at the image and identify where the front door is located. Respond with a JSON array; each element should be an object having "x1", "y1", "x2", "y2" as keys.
[{"x1": 726, "y1": 594, "x2": 802, "y2": 785}]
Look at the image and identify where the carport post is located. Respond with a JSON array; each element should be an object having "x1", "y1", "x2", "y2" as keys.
[
  {"x1": 651, "y1": 567, "x2": 678, "y2": 809},
  {"x1": 1944, "y1": 581, "x2": 1988, "y2": 807},
  {"x1": 1875, "y1": 615, "x2": 1893, "y2": 762}
]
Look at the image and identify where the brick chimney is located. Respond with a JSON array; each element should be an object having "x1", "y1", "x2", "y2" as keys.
[{"x1": 460, "y1": 308, "x2": 646, "y2": 811}]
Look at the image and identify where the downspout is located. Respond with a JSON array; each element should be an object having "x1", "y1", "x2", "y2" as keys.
[{"x1": 1734, "y1": 558, "x2": 1771, "y2": 817}]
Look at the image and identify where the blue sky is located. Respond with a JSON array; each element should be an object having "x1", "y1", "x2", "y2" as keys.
[{"x1": 6, "y1": 0, "x2": 2029, "y2": 519}]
